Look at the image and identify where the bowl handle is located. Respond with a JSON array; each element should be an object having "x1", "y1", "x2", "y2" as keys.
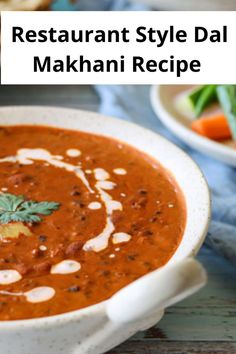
[{"x1": 107, "y1": 258, "x2": 207, "y2": 324}]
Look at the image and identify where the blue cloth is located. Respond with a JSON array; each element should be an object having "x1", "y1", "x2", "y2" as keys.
[
  {"x1": 95, "y1": 85, "x2": 236, "y2": 266},
  {"x1": 75, "y1": 0, "x2": 147, "y2": 11},
  {"x1": 66, "y1": 0, "x2": 236, "y2": 266}
]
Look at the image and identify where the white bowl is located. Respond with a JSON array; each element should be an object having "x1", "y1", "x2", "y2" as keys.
[
  {"x1": 0, "y1": 106, "x2": 210, "y2": 354},
  {"x1": 130, "y1": 0, "x2": 236, "y2": 10},
  {"x1": 151, "y1": 85, "x2": 236, "y2": 167}
]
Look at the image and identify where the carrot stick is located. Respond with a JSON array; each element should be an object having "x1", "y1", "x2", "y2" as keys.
[{"x1": 191, "y1": 114, "x2": 232, "y2": 140}]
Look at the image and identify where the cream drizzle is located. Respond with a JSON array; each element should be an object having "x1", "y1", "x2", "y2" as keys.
[
  {"x1": 83, "y1": 217, "x2": 115, "y2": 252},
  {"x1": 39, "y1": 245, "x2": 47, "y2": 251},
  {"x1": 0, "y1": 149, "x2": 132, "y2": 254},
  {"x1": 25, "y1": 287, "x2": 55, "y2": 303},
  {"x1": 66, "y1": 149, "x2": 81, "y2": 157},
  {"x1": 94, "y1": 168, "x2": 110, "y2": 181},
  {"x1": 0, "y1": 148, "x2": 94, "y2": 194},
  {"x1": 88, "y1": 202, "x2": 102, "y2": 210},
  {"x1": 50, "y1": 260, "x2": 81, "y2": 274},
  {"x1": 0, "y1": 270, "x2": 22, "y2": 285},
  {"x1": 0, "y1": 287, "x2": 55, "y2": 303},
  {"x1": 96, "y1": 183, "x2": 121, "y2": 214},
  {"x1": 113, "y1": 168, "x2": 127, "y2": 175},
  {"x1": 112, "y1": 232, "x2": 132, "y2": 244},
  {"x1": 107, "y1": 200, "x2": 122, "y2": 213},
  {"x1": 96, "y1": 181, "x2": 116, "y2": 190},
  {"x1": 83, "y1": 177, "x2": 122, "y2": 252}
]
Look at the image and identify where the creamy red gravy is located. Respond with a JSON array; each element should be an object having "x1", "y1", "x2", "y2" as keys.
[{"x1": 0, "y1": 125, "x2": 186, "y2": 320}]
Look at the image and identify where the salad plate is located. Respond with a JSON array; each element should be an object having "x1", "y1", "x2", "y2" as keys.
[{"x1": 151, "y1": 85, "x2": 236, "y2": 167}]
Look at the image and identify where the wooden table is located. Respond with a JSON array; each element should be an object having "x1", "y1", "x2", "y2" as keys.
[{"x1": 0, "y1": 84, "x2": 236, "y2": 354}]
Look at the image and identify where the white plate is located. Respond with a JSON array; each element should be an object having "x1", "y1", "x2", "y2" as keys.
[{"x1": 151, "y1": 85, "x2": 236, "y2": 167}]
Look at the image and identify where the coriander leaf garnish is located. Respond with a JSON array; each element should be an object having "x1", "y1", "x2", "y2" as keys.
[{"x1": 0, "y1": 193, "x2": 60, "y2": 224}]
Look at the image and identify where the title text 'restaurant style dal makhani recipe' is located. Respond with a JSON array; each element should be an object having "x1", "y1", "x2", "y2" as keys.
[{"x1": 0, "y1": 125, "x2": 186, "y2": 320}]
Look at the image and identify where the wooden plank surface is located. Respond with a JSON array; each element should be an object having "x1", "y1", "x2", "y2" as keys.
[
  {"x1": 109, "y1": 341, "x2": 236, "y2": 354},
  {"x1": 0, "y1": 85, "x2": 99, "y2": 111},
  {"x1": 0, "y1": 84, "x2": 235, "y2": 353}
]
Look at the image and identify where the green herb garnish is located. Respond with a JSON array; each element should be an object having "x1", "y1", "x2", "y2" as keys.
[{"x1": 0, "y1": 193, "x2": 60, "y2": 224}]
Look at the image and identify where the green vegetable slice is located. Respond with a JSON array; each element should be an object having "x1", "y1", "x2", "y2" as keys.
[
  {"x1": 189, "y1": 85, "x2": 217, "y2": 117},
  {"x1": 217, "y1": 85, "x2": 236, "y2": 140}
]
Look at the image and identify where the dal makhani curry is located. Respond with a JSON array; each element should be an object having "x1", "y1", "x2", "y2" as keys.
[{"x1": 0, "y1": 125, "x2": 185, "y2": 320}]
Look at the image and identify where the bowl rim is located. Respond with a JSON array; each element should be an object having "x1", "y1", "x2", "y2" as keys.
[{"x1": 0, "y1": 105, "x2": 211, "y2": 328}]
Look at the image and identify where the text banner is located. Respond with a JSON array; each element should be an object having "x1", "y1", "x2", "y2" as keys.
[{"x1": 1, "y1": 11, "x2": 235, "y2": 84}]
